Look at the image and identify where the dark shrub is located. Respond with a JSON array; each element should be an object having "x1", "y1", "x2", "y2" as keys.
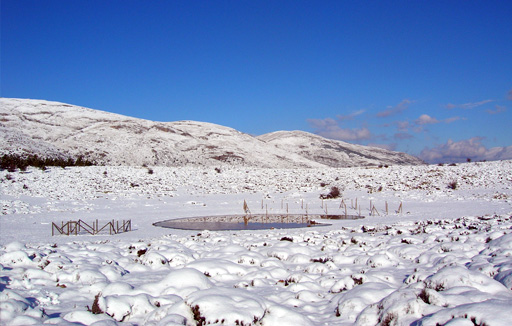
[
  {"x1": 320, "y1": 186, "x2": 341, "y2": 199},
  {"x1": 87, "y1": 293, "x2": 103, "y2": 314},
  {"x1": 0, "y1": 153, "x2": 95, "y2": 171},
  {"x1": 447, "y1": 180, "x2": 457, "y2": 190}
]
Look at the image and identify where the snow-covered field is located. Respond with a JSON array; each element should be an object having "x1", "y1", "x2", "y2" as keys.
[{"x1": 1, "y1": 161, "x2": 511, "y2": 325}]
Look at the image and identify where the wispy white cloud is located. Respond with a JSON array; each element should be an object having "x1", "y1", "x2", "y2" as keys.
[
  {"x1": 419, "y1": 137, "x2": 512, "y2": 163},
  {"x1": 415, "y1": 114, "x2": 439, "y2": 125},
  {"x1": 377, "y1": 99, "x2": 412, "y2": 118},
  {"x1": 307, "y1": 118, "x2": 372, "y2": 141},
  {"x1": 394, "y1": 132, "x2": 414, "y2": 140},
  {"x1": 413, "y1": 114, "x2": 464, "y2": 128},
  {"x1": 394, "y1": 120, "x2": 410, "y2": 131},
  {"x1": 445, "y1": 99, "x2": 493, "y2": 110},
  {"x1": 443, "y1": 116, "x2": 464, "y2": 123},
  {"x1": 413, "y1": 126, "x2": 425, "y2": 133},
  {"x1": 486, "y1": 105, "x2": 506, "y2": 115},
  {"x1": 307, "y1": 117, "x2": 337, "y2": 129},
  {"x1": 337, "y1": 109, "x2": 366, "y2": 121}
]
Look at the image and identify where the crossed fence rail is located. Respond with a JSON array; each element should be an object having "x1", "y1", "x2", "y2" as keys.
[{"x1": 51, "y1": 219, "x2": 131, "y2": 236}]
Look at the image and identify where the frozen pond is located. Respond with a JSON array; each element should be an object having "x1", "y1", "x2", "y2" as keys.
[{"x1": 153, "y1": 214, "x2": 363, "y2": 231}]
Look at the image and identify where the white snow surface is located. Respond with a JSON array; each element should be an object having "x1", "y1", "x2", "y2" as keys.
[
  {"x1": 0, "y1": 98, "x2": 422, "y2": 168},
  {"x1": 1, "y1": 160, "x2": 512, "y2": 325},
  {"x1": 257, "y1": 130, "x2": 423, "y2": 167}
]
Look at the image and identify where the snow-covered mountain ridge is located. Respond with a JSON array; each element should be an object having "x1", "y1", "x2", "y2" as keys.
[
  {"x1": 0, "y1": 98, "x2": 423, "y2": 167},
  {"x1": 258, "y1": 130, "x2": 421, "y2": 167}
]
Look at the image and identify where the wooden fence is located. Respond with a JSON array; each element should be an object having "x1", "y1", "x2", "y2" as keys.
[{"x1": 51, "y1": 219, "x2": 131, "y2": 236}]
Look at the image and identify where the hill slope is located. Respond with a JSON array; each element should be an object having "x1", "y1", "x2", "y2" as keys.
[
  {"x1": 258, "y1": 130, "x2": 424, "y2": 167},
  {"x1": 0, "y1": 98, "x2": 422, "y2": 167}
]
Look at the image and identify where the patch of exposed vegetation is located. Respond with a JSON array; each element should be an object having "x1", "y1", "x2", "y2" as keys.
[
  {"x1": 0, "y1": 153, "x2": 95, "y2": 172},
  {"x1": 320, "y1": 186, "x2": 341, "y2": 199}
]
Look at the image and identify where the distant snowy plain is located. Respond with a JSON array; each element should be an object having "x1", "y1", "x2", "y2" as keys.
[{"x1": 1, "y1": 161, "x2": 511, "y2": 325}]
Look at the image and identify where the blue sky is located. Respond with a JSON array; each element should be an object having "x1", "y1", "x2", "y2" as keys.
[{"x1": 2, "y1": 1, "x2": 511, "y2": 163}]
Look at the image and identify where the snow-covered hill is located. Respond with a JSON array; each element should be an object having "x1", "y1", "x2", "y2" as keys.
[
  {"x1": 258, "y1": 130, "x2": 424, "y2": 167},
  {"x1": 0, "y1": 98, "x2": 421, "y2": 167}
]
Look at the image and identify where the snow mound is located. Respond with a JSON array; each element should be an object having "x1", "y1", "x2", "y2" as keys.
[
  {"x1": 187, "y1": 288, "x2": 267, "y2": 325},
  {"x1": 0, "y1": 161, "x2": 511, "y2": 325}
]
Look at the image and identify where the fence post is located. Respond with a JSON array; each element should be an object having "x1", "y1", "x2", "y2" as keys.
[{"x1": 52, "y1": 219, "x2": 131, "y2": 236}]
